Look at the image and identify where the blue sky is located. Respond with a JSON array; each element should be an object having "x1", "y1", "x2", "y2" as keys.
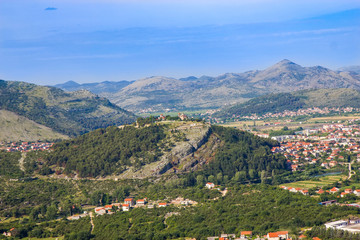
[{"x1": 0, "y1": 0, "x2": 359, "y2": 85}]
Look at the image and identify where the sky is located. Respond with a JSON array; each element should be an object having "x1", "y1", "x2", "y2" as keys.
[{"x1": 0, "y1": 0, "x2": 359, "y2": 85}]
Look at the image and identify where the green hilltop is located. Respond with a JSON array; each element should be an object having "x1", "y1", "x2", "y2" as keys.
[{"x1": 23, "y1": 120, "x2": 287, "y2": 179}]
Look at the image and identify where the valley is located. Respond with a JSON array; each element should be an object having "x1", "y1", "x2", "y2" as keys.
[
  {"x1": 3, "y1": 77, "x2": 360, "y2": 239},
  {"x1": 2, "y1": 116, "x2": 360, "y2": 240}
]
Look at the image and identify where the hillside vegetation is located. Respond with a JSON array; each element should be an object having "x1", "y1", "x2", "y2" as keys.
[
  {"x1": 0, "y1": 110, "x2": 68, "y2": 141},
  {"x1": 47, "y1": 125, "x2": 167, "y2": 177},
  {"x1": 215, "y1": 88, "x2": 360, "y2": 118},
  {"x1": 0, "y1": 80, "x2": 136, "y2": 136},
  {"x1": 30, "y1": 121, "x2": 288, "y2": 179}
]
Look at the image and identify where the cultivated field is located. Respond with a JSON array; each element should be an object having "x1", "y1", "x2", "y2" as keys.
[{"x1": 280, "y1": 174, "x2": 346, "y2": 189}]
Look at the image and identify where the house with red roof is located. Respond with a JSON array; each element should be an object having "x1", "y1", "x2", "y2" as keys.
[
  {"x1": 206, "y1": 182, "x2": 215, "y2": 189},
  {"x1": 300, "y1": 189, "x2": 309, "y2": 196},
  {"x1": 104, "y1": 204, "x2": 113, "y2": 210},
  {"x1": 136, "y1": 199, "x2": 147, "y2": 206},
  {"x1": 330, "y1": 187, "x2": 339, "y2": 194},
  {"x1": 354, "y1": 190, "x2": 360, "y2": 197},
  {"x1": 95, "y1": 207, "x2": 106, "y2": 215},
  {"x1": 317, "y1": 189, "x2": 325, "y2": 194},
  {"x1": 344, "y1": 189, "x2": 353, "y2": 194},
  {"x1": 158, "y1": 202, "x2": 168, "y2": 207},
  {"x1": 124, "y1": 197, "x2": 135, "y2": 207},
  {"x1": 122, "y1": 204, "x2": 130, "y2": 211},
  {"x1": 341, "y1": 192, "x2": 349, "y2": 197},
  {"x1": 267, "y1": 231, "x2": 288, "y2": 240},
  {"x1": 240, "y1": 231, "x2": 252, "y2": 238}
]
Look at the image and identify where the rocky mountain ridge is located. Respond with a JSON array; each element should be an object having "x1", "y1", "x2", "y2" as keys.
[{"x1": 54, "y1": 60, "x2": 360, "y2": 113}]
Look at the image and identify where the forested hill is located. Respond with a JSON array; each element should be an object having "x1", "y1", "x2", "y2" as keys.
[
  {"x1": 36, "y1": 121, "x2": 287, "y2": 179},
  {"x1": 47, "y1": 125, "x2": 167, "y2": 177},
  {"x1": 214, "y1": 88, "x2": 360, "y2": 118},
  {"x1": 202, "y1": 125, "x2": 286, "y2": 181},
  {"x1": 0, "y1": 80, "x2": 136, "y2": 136}
]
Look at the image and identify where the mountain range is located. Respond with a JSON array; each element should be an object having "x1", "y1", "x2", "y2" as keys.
[
  {"x1": 54, "y1": 80, "x2": 134, "y2": 95},
  {"x1": 55, "y1": 60, "x2": 360, "y2": 113}
]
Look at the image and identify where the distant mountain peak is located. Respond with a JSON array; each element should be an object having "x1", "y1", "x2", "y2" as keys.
[
  {"x1": 62, "y1": 80, "x2": 79, "y2": 86},
  {"x1": 275, "y1": 59, "x2": 298, "y2": 67},
  {"x1": 264, "y1": 59, "x2": 303, "y2": 73},
  {"x1": 279, "y1": 59, "x2": 294, "y2": 64}
]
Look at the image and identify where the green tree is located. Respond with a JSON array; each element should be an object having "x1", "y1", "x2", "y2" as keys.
[
  {"x1": 46, "y1": 204, "x2": 58, "y2": 220},
  {"x1": 196, "y1": 175, "x2": 205, "y2": 186},
  {"x1": 217, "y1": 172, "x2": 223, "y2": 185},
  {"x1": 261, "y1": 170, "x2": 266, "y2": 184},
  {"x1": 208, "y1": 175, "x2": 215, "y2": 183}
]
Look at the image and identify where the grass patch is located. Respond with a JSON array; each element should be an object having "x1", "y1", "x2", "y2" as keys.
[{"x1": 281, "y1": 174, "x2": 346, "y2": 189}]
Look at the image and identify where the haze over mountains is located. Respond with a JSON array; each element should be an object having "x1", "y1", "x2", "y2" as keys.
[
  {"x1": 55, "y1": 80, "x2": 134, "y2": 95},
  {"x1": 55, "y1": 60, "x2": 360, "y2": 113}
]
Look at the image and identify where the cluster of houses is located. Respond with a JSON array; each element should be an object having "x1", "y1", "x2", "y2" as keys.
[
  {"x1": 66, "y1": 195, "x2": 198, "y2": 221},
  {"x1": 207, "y1": 230, "x2": 289, "y2": 240},
  {"x1": 271, "y1": 123, "x2": 360, "y2": 171},
  {"x1": 157, "y1": 113, "x2": 189, "y2": 121},
  {"x1": 92, "y1": 196, "x2": 197, "y2": 216},
  {"x1": 234, "y1": 107, "x2": 357, "y2": 121},
  {"x1": 95, "y1": 197, "x2": 150, "y2": 215},
  {"x1": 0, "y1": 141, "x2": 54, "y2": 152},
  {"x1": 280, "y1": 186, "x2": 309, "y2": 195},
  {"x1": 280, "y1": 185, "x2": 360, "y2": 200},
  {"x1": 324, "y1": 218, "x2": 360, "y2": 233},
  {"x1": 206, "y1": 231, "x2": 325, "y2": 240}
]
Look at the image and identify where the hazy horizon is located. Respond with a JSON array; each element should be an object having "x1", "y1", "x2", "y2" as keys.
[{"x1": 1, "y1": 0, "x2": 359, "y2": 85}]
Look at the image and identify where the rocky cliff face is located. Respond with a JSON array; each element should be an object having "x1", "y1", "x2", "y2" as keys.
[{"x1": 115, "y1": 122, "x2": 220, "y2": 179}]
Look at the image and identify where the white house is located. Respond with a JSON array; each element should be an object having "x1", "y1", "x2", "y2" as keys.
[
  {"x1": 122, "y1": 204, "x2": 130, "y2": 211},
  {"x1": 206, "y1": 182, "x2": 215, "y2": 189},
  {"x1": 95, "y1": 207, "x2": 106, "y2": 215}
]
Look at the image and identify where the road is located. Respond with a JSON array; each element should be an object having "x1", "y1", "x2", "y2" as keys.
[{"x1": 346, "y1": 161, "x2": 356, "y2": 180}]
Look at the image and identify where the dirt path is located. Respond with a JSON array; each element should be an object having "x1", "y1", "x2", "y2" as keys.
[
  {"x1": 220, "y1": 188, "x2": 228, "y2": 197},
  {"x1": 19, "y1": 152, "x2": 26, "y2": 172},
  {"x1": 347, "y1": 161, "x2": 356, "y2": 180},
  {"x1": 89, "y1": 212, "x2": 95, "y2": 233}
]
